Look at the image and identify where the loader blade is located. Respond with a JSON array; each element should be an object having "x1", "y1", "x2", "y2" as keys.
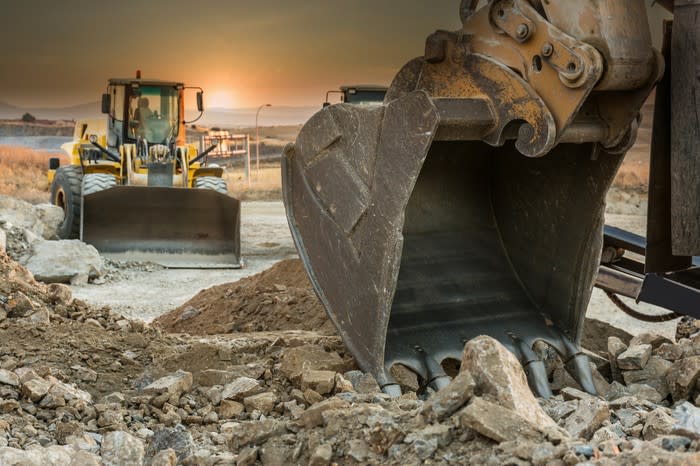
[
  {"x1": 283, "y1": 91, "x2": 622, "y2": 396},
  {"x1": 82, "y1": 186, "x2": 241, "y2": 268}
]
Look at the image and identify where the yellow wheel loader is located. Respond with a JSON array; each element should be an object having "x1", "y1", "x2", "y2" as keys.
[
  {"x1": 48, "y1": 74, "x2": 241, "y2": 268},
  {"x1": 283, "y1": 1, "x2": 700, "y2": 397}
]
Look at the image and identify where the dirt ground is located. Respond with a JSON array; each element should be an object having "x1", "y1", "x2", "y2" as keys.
[
  {"x1": 154, "y1": 259, "x2": 335, "y2": 336},
  {"x1": 71, "y1": 201, "x2": 297, "y2": 321}
]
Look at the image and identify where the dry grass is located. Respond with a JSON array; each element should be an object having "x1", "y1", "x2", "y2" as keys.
[
  {"x1": 223, "y1": 162, "x2": 281, "y2": 201},
  {"x1": 0, "y1": 146, "x2": 67, "y2": 204}
]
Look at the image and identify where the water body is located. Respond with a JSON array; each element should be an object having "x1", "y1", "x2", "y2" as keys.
[{"x1": 0, "y1": 136, "x2": 72, "y2": 153}]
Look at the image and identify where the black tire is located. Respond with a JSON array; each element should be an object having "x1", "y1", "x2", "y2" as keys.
[
  {"x1": 50, "y1": 165, "x2": 83, "y2": 239},
  {"x1": 194, "y1": 176, "x2": 228, "y2": 194},
  {"x1": 82, "y1": 173, "x2": 117, "y2": 196}
]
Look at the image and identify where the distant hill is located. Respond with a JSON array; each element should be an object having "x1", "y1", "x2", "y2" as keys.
[
  {"x1": 189, "y1": 106, "x2": 318, "y2": 128},
  {"x1": 0, "y1": 101, "x2": 100, "y2": 121},
  {"x1": 0, "y1": 100, "x2": 317, "y2": 128}
]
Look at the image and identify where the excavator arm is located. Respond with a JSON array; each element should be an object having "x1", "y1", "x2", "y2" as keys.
[{"x1": 283, "y1": 0, "x2": 699, "y2": 397}]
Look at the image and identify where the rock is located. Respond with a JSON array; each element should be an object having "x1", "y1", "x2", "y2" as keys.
[
  {"x1": 404, "y1": 424, "x2": 452, "y2": 459},
  {"x1": 45, "y1": 376, "x2": 91, "y2": 403},
  {"x1": 21, "y1": 376, "x2": 51, "y2": 402},
  {"x1": 279, "y1": 345, "x2": 346, "y2": 382},
  {"x1": 23, "y1": 239, "x2": 101, "y2": 283},
  {"x1": 260, "y1": 442, "x2": 292, "y2": 466},
  {"x1": 151, "y1": 448, "x2": 178, "y2": 466},
  {"x1": 0, "y1": 196, "x2": 61, "y2": 239},
  {"x1": 309, "y1": 444, "x2": 333, "y2": 466},
  {"x1": 457, "y1": 397, "x2": 545, "y2": 443},
  {"x1": 0, "y1": 368, "x2": 19, "y2": 387},
  {"x1": 630, "y1": 333, "x2": 673, "y2": 349},
  {"x1": 179, "y1": 306, "x2": 200, "y2": 321},
  {"x1": 622, "y1": 356, "x2": 672, "y2": 398},
  {"x1": 146, "y1": 428, "x2": 195, "y2": 462},
  {"x1": 655, "y1": 343, "x2": 684, "y2": 361},
  {"x1": 656, "y1": 435, "x2": 693, "y2": 452},
  {"x1": 677, "y1": 316, "x2": 700, "y2": 341},
  {"x1": 303, "y1": 389, "x2": 324, "y2": 405},
  {"x1": 220, "y1": 400, "x2": 245, "y2": 419},
  {"x1": 236, "y1": 446, "x2": 259, "y2": 466},
  {"x1": 643, "y1": 408, "x2": 675, "y2": 440},
  {"x1": 333, "y1": 373, "x2": 354, "y2": 393},
  {"x1": 607, "y1": 336, "x2": 628, "y2": 382},
  {"x1": 47, "y1": 283, "x2": 72, "y2": 305},
  {"x1": 626, "y1": 383, "x2": 663, "y2": 403},
  {"x1": 300, "y1": 370, "x2": 336, "y2": 395},
  {"x1": 617, "y1": 344, "x2": 652, "y2": 370},
  {"x1": 7, "y1": 291, "x2": 34, "y2": 317},
  {"x1": 221, "y1": 377, "x2": 264, "y2": 401},
  {"x1": 299, "y1": 398, "x2": 350, "y2": 428},
  {"x1": 461, "y1": 336, "x2": 557, "y2": 429},
  {"x1": 0, "y1": 445, "x2": 76, "y2": 465},
  {"x1": 143, "y1": 370, "x2": 193, "y2": 398},
  {"x1": 0, "y1": 229, "x2": 5, "y2": 253},
  {"x1": 421, "y1": 371, "x2": 476, "y2": 423},
  {"x1": 196, "y1": 366, "x2": 265, "y2": 386},
  {"x1": 101, "y1": 431, "x2": 145, "y2": 466},
  {"x1": 343, "y1": 371, "x2": 380, "y2": 394},
  {"x1": 541, "y1": 397, "x2": 578, "y2": 423},
  {"x1": 243, "y1": 392, "x2": 278, "y2": 415},
  {"x1": 562, "y1": 398, "x2": 610, "y2": 440},
  {"x1": 591, "y1": 426, "x2": 620, "y2": 446},
  {"x1": 667, "y1": 356, "x2": 700, "y2": 401},
  {"x1": 33, "y1": 204, "x2": 65, "y2": 239},
  {"x1": 0, "y1": 400, "x2": 20, "y2": 413},
  {"x1": 390, "y1": 364, "x2": 420, "y2": 392},
  {"x1": 672, "y1": 402, "x2": 700, "y2": 439},
  {"x1": 227, "y1": 420, "x2": 288, "y2": 450}
]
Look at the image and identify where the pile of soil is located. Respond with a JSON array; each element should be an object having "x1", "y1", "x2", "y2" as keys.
[{"x1": 154, "y1": 259, "x2": 337, "y2": 335}]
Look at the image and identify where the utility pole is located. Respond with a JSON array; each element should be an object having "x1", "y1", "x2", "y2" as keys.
[{"x1": 255, "y1": 104, "x2": 271, "y2": 175}]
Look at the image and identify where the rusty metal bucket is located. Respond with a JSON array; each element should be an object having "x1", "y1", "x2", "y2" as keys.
[
  {"x1": 282, "y1": 92, "x2": 623, "y2": 397},
  {"x1": 82, "y1": 186, "x2": 241, "y2": 268}
]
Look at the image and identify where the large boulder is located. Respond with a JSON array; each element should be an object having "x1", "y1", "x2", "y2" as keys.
[
  {"x1": 461, "y1": 335, "x2": 558, "y2": 429},
  {"x1": 22, "y1": 239, "x2": 101, "y2": 284},
  {"x1": 0, "y1": 196, "x2": 63, "y2": 239}
]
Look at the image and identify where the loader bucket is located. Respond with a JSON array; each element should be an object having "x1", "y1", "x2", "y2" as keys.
[
  {"x1": 283, "y1": 91, "x2": 623, "y2": 397},
  {"x1": 82, "y1": 186, "x2": 241, "y2": 268}
]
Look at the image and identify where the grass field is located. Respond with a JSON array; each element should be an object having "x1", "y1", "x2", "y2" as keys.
[
  {"x1": 224, "y1": 162, "x2": 281, "y2": 201},
  {"x1": 0, "y1": 145, "x2": 67, "y2": 204}
]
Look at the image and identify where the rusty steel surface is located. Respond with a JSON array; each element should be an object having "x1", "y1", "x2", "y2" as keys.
[
  {"x1": 671, "y1": 1, "x2": 700, "y2": 255},
  {"x1": 82, "y1": 186, "x2": 241, "y2": 268},
  {"x1": 283, "y1": 0, "x2": 663, "y2": 396}
]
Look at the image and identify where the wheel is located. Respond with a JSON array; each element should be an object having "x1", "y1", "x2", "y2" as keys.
[
  {"x1": 194, "y1": 176, "x2": 228, "y2": 194},
  {"x1": 82, "y1": 173, "x2": 117, "y2": 196},
  {"x1": 50, "y1": 165, "x2": 83, "y2": 239}
]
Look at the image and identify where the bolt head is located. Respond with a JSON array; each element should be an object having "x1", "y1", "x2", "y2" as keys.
[
  {"x1": 516, "y1": 24, "x2": 529, "y2": 39},
  {"x1": 542, "y1": 42, "x2": 554, "y2": 57}
]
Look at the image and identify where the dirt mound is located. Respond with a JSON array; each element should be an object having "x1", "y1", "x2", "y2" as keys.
[{"x1": 155, "y1": 259, "x2": 336, "y2": 335}]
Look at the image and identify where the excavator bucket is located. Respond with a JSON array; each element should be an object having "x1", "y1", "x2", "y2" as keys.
[
  {"x1": 283, "y1": 0, "x2": 661, "y2": 396},
  {"x1": 82, "y1": 186, "x2": 241, "y2": 268}
]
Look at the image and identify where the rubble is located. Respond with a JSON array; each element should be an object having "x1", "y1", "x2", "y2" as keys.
[{"x1": 2, "y1": 246, "x2": 700, "y2": 464}]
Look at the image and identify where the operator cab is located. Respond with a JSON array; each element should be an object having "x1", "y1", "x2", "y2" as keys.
[
  {"x1": 323, "y1": 84, "x2": 388, "y2": 107},
  {"x1": 101, "y1": 73, "x2": 203, "y2": 150}
]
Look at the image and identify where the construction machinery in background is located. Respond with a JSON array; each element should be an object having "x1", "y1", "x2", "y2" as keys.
[
  {"x1": 283, "y1": 0, "x2": 700, "y2": 397},
  {"x1": 48, "y1": 74, "x2": 241, "y2": 268},
  {"x1": 323, "y1": 85, "x2": 388, "y2": 107}
]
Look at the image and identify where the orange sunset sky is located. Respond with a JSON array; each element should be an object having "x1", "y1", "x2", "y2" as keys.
[
  {"x1": 0, "y1": 1, "x2": 670, "y2": 109},
  {"x1": 0, "y1": 0, "x2": 462, "y2": 108}
]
